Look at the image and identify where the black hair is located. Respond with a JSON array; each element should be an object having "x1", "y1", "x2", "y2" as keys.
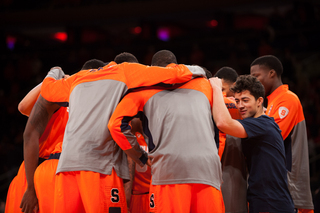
[
  {"x1": 81, "y1": 59, "x2": 105, "y2": 70},
  {"x1": 231, "y1": 75, "x2": 265, "y2": 100},
  {"x1": 151, "y1": 50, "x2": 177, "y2": 67},
  {"x1": 201, "y1": 66, "x2": 212, "y2": 78},
  {"x1": 214, "y1": 67, "x2": 238, "y2": 83},
  {"x1": 250, "y1": 55, "x2": 283, "y2": 76},
  {"x1": 114, "y1": 52, "x2": 138, "y2": 64}
]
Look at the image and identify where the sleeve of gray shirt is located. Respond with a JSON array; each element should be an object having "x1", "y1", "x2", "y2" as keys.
[
  {"x1": 45, "y1": 68, "x2": 65, "y2": 80},
  {"x1": 185, "y1": 65, "x2": 206, "y2": 78}
]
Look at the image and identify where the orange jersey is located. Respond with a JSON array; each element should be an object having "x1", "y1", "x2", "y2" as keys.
[
  {"x1": 218, "y1": 96, "x2": 242, "y2": 159},
  {"x1": 51, "y1": 141, "x2": 62, "y2": 154},
  {"x1": 132, "y1": 132, "x2": 151, "y2": 194},
  {"x1": 266, "y1": 85, "x2": 313, "y2": 209},
  {"x1": 38, "y1": 107, "x2": 68, "y2": 158},
  {"x1": 266, "y1": 85, "x2": 304, "y2": 139}
]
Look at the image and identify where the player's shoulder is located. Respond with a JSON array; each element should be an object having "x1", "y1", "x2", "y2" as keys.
[
  {"x1": 285, "y1": 89, "x2": 300, "y2": 100},
  {"x1": 276, "y1": 88, "x2": 301, "y2": 107}
]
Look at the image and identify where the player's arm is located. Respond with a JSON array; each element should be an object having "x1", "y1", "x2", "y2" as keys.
[
  {"x1": 108, "y1": 94, "x2": 147, "y2": 167},
  {"x1": 18, "y1": 83, "x2": 42, "y2": 117},
  {"x1": 268, "y1": 98, "x2": 300, "y2": 140},
  {"x1": 209, "y1": 77, "x2": 248, "y2": 138},
  {"x1": 40, "y1": 67, "x2": 75, "y2": 103},
  {"x1": 20, "y1": 95, "x2": 60, "y2": 213},
  {"x1": 124, "y1": 156, "x2": 135, "y2": 212},
  {"x1": 124, "y1": 63, "x2": 206, "y2": 88}
]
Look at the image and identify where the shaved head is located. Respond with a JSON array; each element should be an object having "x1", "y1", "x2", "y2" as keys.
[{"x1": 151, "y1": 50, "x2": 177, "y2": 67}]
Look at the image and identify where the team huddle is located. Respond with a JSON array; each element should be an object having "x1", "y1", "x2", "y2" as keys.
[{"x1": 5, "y1": 51, "x2": 314, "y2": 213}]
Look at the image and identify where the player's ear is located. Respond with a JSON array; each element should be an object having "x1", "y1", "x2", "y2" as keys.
[
  {"x1": 257, "y1": 97, "x2": 264, "y2": 107},
  {"x1": 269, "y1": 69, "x2": 276, "y2": 78}
]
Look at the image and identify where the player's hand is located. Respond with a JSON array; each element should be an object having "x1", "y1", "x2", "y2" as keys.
[
  {"x1": 209, "y1": 77, "x2": 222, "y2": 90},
  {"x1": 46, "y1": 66, "x2": 65, "y2": 80},
  {"x1": 20, "y1": 187, "x2": 39, "y2": 213},
  {"x1": 63, "y1": 74, "x2": 70, "y2": 79},
  {"x1": 49, "y1": 66, "x2": 62, "y2": 72}
]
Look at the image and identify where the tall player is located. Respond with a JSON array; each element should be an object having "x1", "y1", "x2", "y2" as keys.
[
  {"x1": 250, "y1": 55, "x2": 314, "y2": 213},
  {"x1": 108, "y1": 50, "x2": 224, "y2": 213},
  {"x1": 214, "y1": 67, "x2": 247, "y2": 213},
  {"x1": 40, "y1": 53, "x2": 206, "y2": 213},
  {"x1": 210, "y1": 75, "x2": 294, "y2": 212}
]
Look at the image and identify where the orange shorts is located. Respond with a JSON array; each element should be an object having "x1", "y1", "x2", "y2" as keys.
[
  {"x1": 129, "y1": 193, "x2": 149, "y2": 213},
  {"x1": 149, "y1": 183, "x2": 225, "y2": 213},
  {"x1": 5, "y1": 161, "x2": 27, "y2": 213},
  {"x1": 54, "y1": 169, "x2": 128, "y2": 213},
  {"x1": 34, "y1": 159, "x2": 59, "y2": 213},
  {"x1": 297, "y1": 209, "x2": 314, "y2": 213}
]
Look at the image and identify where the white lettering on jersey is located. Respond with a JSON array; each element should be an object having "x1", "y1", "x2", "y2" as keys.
[
  {"x1": 279, "y1": 106, "x2": 289, "y2": 119},
  {"x1": 267, "y1": 105, "x2": 273, "y2": 115}
]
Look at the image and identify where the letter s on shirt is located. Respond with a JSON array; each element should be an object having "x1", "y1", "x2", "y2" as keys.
[{"x1": 279, "y1": 106, "x2": 289, "y2": 119}]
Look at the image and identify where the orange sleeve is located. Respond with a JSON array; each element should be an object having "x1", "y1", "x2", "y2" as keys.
[
  {"x1": 108, "y1": 92, "x2": 144, "y2": 151},
  {"x1": 123, "y1": 63, "x2": 194, "y2": 88},
  {"x1": 40, "y1": 74, "x2": 77, "y2": 103},
  {"x1": 268, "y1": 97, "x2": 302, "y2": 140}
]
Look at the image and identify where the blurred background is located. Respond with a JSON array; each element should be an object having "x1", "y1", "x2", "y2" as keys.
[{"x1": 1, "y1": 0, "x2": 320, "y2": 211}]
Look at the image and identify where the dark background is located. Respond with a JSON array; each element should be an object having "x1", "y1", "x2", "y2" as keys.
[{"x1": 1, "y1": 0, "x2": 320, "y2": 211}]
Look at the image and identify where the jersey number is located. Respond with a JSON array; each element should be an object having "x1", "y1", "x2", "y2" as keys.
[{"x1": 111, "y1": 188, "x2": 119, "y2": 203}]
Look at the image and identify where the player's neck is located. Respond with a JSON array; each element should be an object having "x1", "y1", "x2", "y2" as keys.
[{"x1": 269, "y1": 80, "x2": 283, "y2": 96}]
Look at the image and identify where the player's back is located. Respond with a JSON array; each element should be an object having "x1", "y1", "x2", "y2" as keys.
[
  {"x1": 142, "y1": 77, "x2": 222, "y2": 189},
  {"x1": 56, "y1": 65, "x2": 131, "y2": 180}
]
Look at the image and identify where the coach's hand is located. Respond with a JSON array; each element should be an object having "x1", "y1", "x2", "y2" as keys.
[{"x1": 20, "y1": 187, "x2": 39, "y2": 213}]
